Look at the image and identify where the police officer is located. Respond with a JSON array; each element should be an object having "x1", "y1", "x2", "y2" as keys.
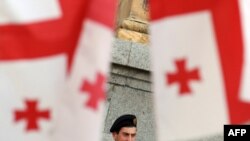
[{"x1": 110, "y1": 114, "x2": 137, "y2": 141}]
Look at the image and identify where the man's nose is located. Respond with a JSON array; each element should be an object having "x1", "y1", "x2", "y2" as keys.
[{"x1": 128, "y1": 135, "x2": 133, "y2": 141}]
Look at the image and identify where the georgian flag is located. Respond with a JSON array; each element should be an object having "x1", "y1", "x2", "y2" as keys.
[
  {"x1": 0, "y1": 0, "x2": 116, "y2": 141},
  {"x1": 150, "y1": 0, "x2": 250, "y2": 140}
]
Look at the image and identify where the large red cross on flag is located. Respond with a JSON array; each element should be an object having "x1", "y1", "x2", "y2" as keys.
[
  {"x1": 0, "y1": 0, "x2": 116, "y2": 141},
  {"x1": 150, "y1": 0, "x2": 250, "y2": 140}
]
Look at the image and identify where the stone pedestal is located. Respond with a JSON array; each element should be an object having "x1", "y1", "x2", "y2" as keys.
[{"x1": 102, "y1": 39, "x2": 155, "y2": 141}]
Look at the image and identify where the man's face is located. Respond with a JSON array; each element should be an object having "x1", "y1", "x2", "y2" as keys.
[{"x1": 112, "y1": 127, "x2": 137, "y2": 141}]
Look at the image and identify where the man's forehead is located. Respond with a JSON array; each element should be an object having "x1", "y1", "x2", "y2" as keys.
[{"x1": 120, "y1": 127, "x2": 137, "y2": 133}]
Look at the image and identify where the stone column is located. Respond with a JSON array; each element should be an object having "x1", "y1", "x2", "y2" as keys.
[{"x1": 116, "y1": 0, "x2": 149, "y2": 44}]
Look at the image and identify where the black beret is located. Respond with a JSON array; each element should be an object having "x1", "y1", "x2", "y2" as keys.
[{"x1": 110, "y1": 114, "x2": 137, "y2": 133}]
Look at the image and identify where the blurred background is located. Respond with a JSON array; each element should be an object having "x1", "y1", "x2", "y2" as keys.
[{"x1": 102, "y1": 0, "x2": 224, "y2": 141}]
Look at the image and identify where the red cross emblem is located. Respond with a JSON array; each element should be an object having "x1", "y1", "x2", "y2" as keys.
[
  {"x1": 167, "y1": 59, "x2": 200, "y2": 95},
  {"x1": 14, "y1": 100, "x2": 50, "y2": 131},
  {"x1": 80, "y1": 73, "x2": 106, "y2": 110}
]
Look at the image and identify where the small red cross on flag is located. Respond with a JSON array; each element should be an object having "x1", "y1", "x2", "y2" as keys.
[
  {"x1": 80, "y1": 73, "x2": 106, "y2": 110},
  {"x1": 150, "y1": 0, "x2": 250, "y2": 140},
  {"x1": 166, "y1": 59, "x2": 200, "y2": 95},
  {"x1": 14, "y1": 100, "x2": 50, "y2": 131}
]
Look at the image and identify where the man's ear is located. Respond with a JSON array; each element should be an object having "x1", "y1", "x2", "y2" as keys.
[{"x1": 112, "y1": 132, "x2": 118, "y2": 140}]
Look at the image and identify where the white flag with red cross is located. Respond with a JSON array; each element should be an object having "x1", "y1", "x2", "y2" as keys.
[
  {"x1": 150, "y1": 0, "x2": 250, "y2": 140},
  {"x1": 0, "y1": 0, "x2": 116, "y2": 141}
]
